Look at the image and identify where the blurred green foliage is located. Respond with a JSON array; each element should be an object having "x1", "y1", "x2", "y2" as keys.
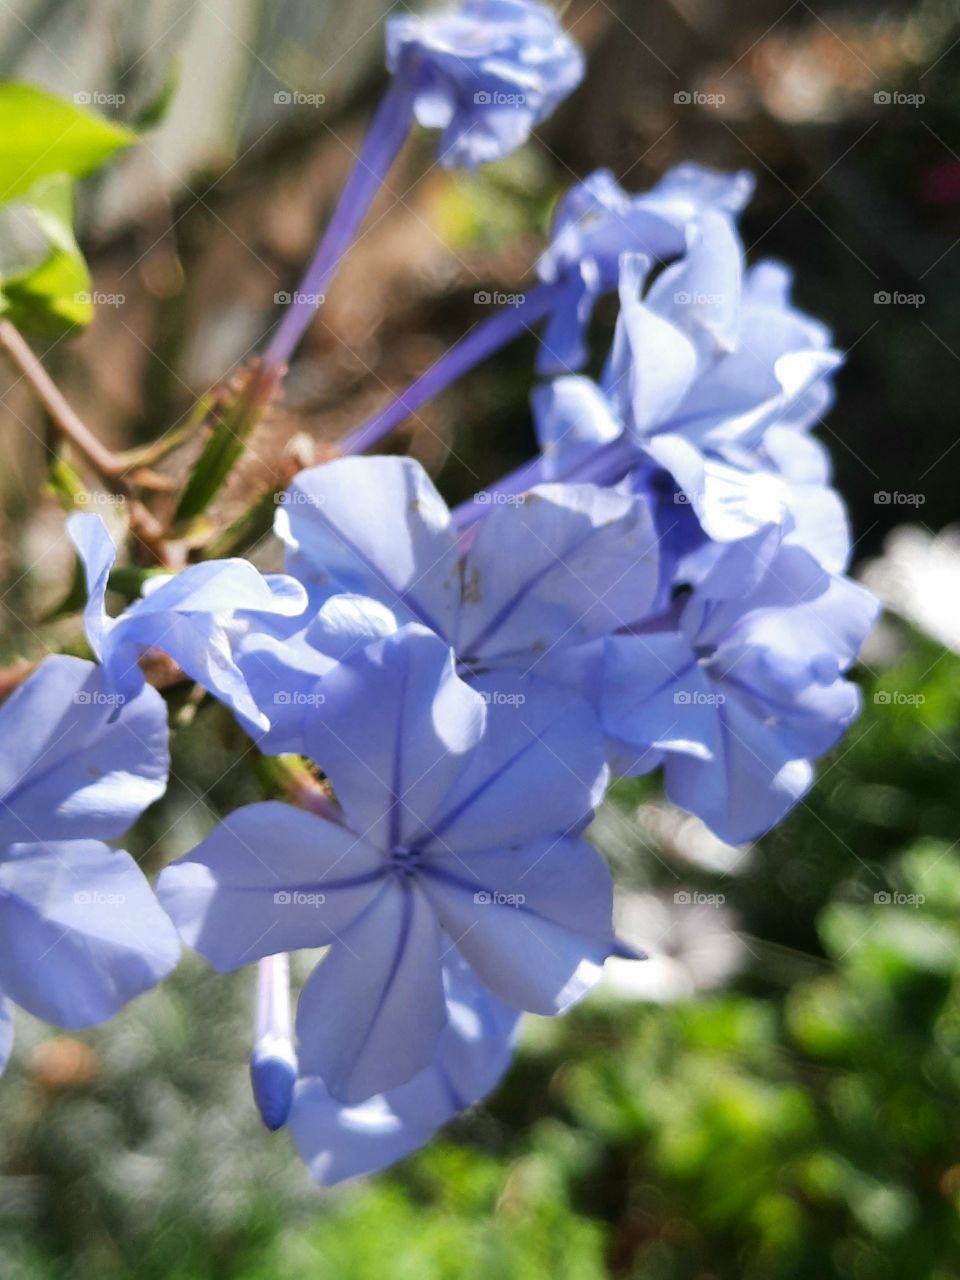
[
  {"x1": 0, "y1": 84, "x2": 134, "y2": 336},
  {"x1": 1, "y1": 617, "x2": 958, "y2": 1279}
]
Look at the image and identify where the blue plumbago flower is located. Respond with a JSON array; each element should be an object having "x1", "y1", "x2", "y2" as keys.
[
  {"x1": 343, "y1": 162, "x2": 754, "y2": 454},
  {"x1": 159, "y1": 624, "x2": 612, "y2": 1104},
  {"x1": 0, "y1": 655, "x2": 179, "y2": 1073},
  {"x1": 69, "y1": 513, "x2": 307, "y2": 731},
  {"x1": 387, "y1": 0, "x2": 584, "y2": 171},
  {"x1": 289, "y1": 955, "x2": 520, "y2": 1185},
  {"x1": 265, "y1": 0, "x2": 583, "y2": 371},
  {"x1": 234, "y1": 454, "x2": 659, "y2": 754},
  {"x1": 535, "y1": 164, "x2": 755, "y2": 374},
  {"x1": 599, "y1": 542, "x2": 879, "y2": 843},
  {"x1": 531, "y1": 223, "x2": 850, "y2": 572}
]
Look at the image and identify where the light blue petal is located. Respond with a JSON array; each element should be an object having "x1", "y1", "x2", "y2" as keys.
[
  {"x1": 276, "y1": 456, "x2": 460, "y2": 638},
  {"x1": 760, "y1": 427, "x2": 850, "y2": 571},
  {"x1": 643, "y1": 163, "x2": 755, "y2": 224},
  {"x1": 69, "y1": 517, "x2": 307, "y2": 725},
  {"x1": 763, "y1": 425, "x2": 832, "y2": 485},
  {"x1": 106, "y1": 560, "x2": 308, "y2": 729},
  {"x1": 232, "y1": 593, "x2": 395, "y2": 752},
  {"x1": 532, "y1": 376, "x2": 623, "y2": 477},
  {"x1": 537, "y1": 163, "x2": 754, "y2": 302},
  {"x1": 645, "y1": 211, "x2": 744, "y2": 356},
  {"x1": 289, "y1": 958, "x2": 519, "y2": 1185},
  {"x1": 233, "y1": 623, "x2": 339, "y2": 754},
  {"x1": 303, "y1": 625, "x2": 486, "y2": 850},
  {"x1": 420, "y1": 833, "x2": 612, "y2": 1014},
  {"x1": 157, "y1": 802, "x2": 383, "y2": 971},
  {"x1": 66, "y1": 511, "x2": 114, "y2": 658},
  {"x1": 456, "y1": 482, "x2": 659, "y2": 664},
  {"x1": 783, "y1": 482, "x2": 851, "y2": 574},
  {"x1": 664, "y1": 698, "x2": 814, "y2": 844},
  {"x1": 601, "y1": 630, "x2": 720, "y2": 762},
  {"x1": 413, "y1": 674, "x2": 606, "y2": 853},
  {"x1": 608, "y1": 254, "x2": 699, "y2": 435},
  {"x1": 0, "y1": 656, "x2": 168, "y2": 845},
  {"x1": 644, "y1": 441, "x2": 788, "y2": 544},
  {"x1": 296, "y1": 881, "x2": 447, "y2": 1103},
  {"x1": 0, "y1": 839, "x2": 180, "y2": 1027},
  {"x1": 536, "y1": 264, "x2": 600, "y2": 374},
  {"x1": 691, "y1": 546, "x2": 878, "y2": 675},
  {"x1": 675, "y1": 318, "x2": 842, "y2": 455}
]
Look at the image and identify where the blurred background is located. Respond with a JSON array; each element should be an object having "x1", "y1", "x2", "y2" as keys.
[{"x1": 2, "y1": 1, "x2": 960, "y2": 1277}]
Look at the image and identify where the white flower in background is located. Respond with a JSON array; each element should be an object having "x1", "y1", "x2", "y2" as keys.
[
  {"x1": 861, "y1": 525, "x2": 960, "y2": 653},
  {"x1": 602, "y1": 891, "x2": 746, "y2": 1004}
]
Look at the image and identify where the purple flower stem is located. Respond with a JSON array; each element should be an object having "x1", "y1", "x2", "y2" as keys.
[
  {"x1": 264, "y1": 81, "x2": 418, "y2": 370},
  {"x1": 452, "y1": 434, "x2": 639, "y2": 535},
  {"x1": 341, "y1": 281, "x2": 560, "y2": 455}
]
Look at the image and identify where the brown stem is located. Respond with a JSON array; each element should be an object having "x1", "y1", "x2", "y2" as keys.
[{"x1": 0, "y1": 320, "x2": 128, "y2": 490}]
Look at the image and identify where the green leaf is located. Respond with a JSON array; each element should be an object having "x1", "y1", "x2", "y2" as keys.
[
  {"x1": 0, "y1": 175, "x2": 92, "y2": 335},
  {"x1": 174, "y1": 364, "x2": 281, "y2": 525},
  {"x1": 0, "y1": 83, "x2": 135, "y2": 204}
]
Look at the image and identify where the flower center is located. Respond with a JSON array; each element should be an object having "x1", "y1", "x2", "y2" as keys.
[{"x1": 389, "y1": 845, "x2": 421, "y2": 878}]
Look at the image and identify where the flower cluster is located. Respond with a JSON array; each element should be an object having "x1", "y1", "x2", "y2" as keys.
[{"x1": 0, "y1": 0, "x2": 876, "y2": 1190}]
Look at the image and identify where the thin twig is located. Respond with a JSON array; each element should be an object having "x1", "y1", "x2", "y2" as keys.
[{"x1": 0, "y1": 319, "x2": 128, "y2": 489}]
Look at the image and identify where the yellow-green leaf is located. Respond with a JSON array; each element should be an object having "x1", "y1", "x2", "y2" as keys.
[{"x1": 0, "y1": 82, "x2": 135, "y2": 205}]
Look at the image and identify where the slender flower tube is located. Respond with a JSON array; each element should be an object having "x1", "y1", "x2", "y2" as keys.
[
  {"x1": 264, "y1": 0, "x2": 584, "y2": 371},
  {"x1": 264, "y1": 82, "x2": 417, "y2": 370},
  {"x1": 451, "y1": 436, "x2": 636, "y2": 533},
  {"x1": 250, "y1": 953, "x2": 298, "y2": 1131},
  {"x1": 340, "y1": 283, "x2": 558, "y2": 455}
]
